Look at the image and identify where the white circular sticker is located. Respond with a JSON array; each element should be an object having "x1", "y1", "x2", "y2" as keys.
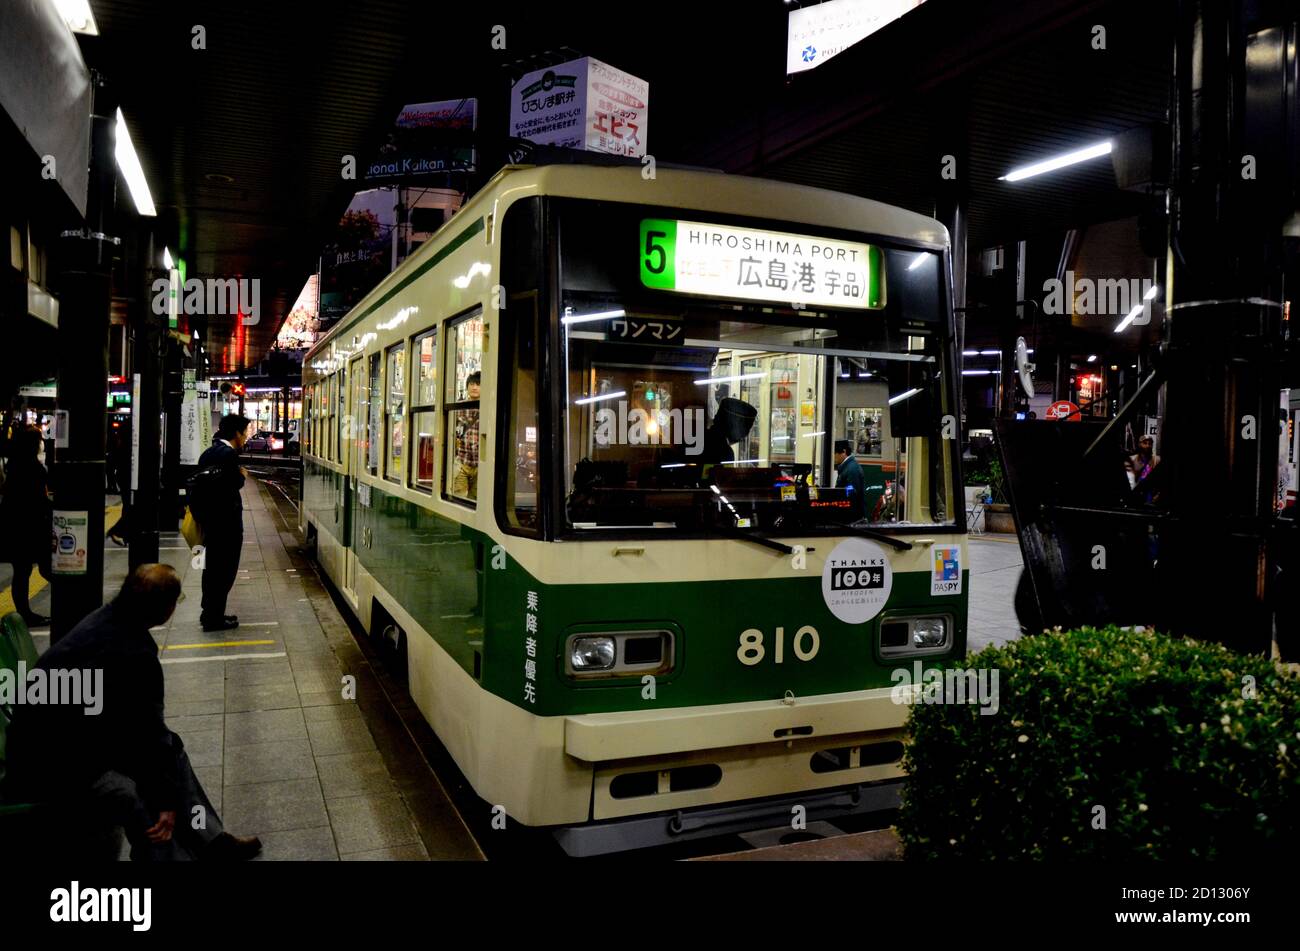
[{"x1": 821, "y1": 538, "x2": 893, "y2": 624}]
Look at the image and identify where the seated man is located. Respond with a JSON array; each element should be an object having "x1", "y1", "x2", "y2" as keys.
[{"x1": 3, "y1": 564, "x2": 261, "y2": 861}]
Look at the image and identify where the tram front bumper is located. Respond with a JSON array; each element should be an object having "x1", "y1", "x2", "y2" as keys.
[
  {"x1": 564, "y1": 685, "x2": 913, "y2": 822},
  {"x1": 564, "y1": 684, "x2": 911, "y2": 762}
]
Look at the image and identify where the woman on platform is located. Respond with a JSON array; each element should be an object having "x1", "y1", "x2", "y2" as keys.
[{"x1": 0, "y1": 426, "x2": 54, "y2": 626}]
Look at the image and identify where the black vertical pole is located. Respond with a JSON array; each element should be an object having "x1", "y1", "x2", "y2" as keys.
[
  {"x1": 162, "y1": 336, "x2": 183, "y2": 531},
  {"x1": 129, "y1": 233, "x2": 162, "y2": 568},
  {"x1": 51, "y1": 82, "x2": 115, "y2": 642},
  {"x1": 1159, "y1": 0, "x2": 1280, "y2": 652}
]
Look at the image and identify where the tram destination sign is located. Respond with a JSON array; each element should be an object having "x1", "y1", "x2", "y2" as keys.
[{"x1": 639, "y1": 219, "x2": 884, "y2": 310}]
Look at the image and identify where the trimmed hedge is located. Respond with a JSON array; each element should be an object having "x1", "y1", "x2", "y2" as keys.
[{"x1": 897, "y1": 626, "x2": 1300, "y2": 859}]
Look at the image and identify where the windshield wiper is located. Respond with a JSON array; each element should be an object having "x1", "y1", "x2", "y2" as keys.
[
  {"x1": 795, "y1": 518, "x2": 915, "y2": 551},
  {"x1": 709, "y1": 523, "x2": 814, "y2": 556}
]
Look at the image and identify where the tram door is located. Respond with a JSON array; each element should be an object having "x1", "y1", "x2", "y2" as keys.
[{"x1": 343, "y1": 354, "x2": 364, "y2": 604}]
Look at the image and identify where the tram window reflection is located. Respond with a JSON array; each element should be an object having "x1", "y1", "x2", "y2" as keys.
[
  {"x1": 560, "y1": 310, "x2": 953, "y2": 533},
  {"x1": 445, "y1": 311, "x2": 483, "y2": 504},
  {"x1": 409, "y1": 328, "x2": 437, "y2": 493},
  {"x1": 503, "y1": 297, "x2": 540, "y2": 533},
  {"x1": 385, "y1": 343, "x2": 405, "y2": 483},
  {"x1": 366, "y1": 352, "x2": 381, "y2": 476}
]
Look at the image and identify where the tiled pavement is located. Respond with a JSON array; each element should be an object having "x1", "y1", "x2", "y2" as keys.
[
  {"x1": 965, "y1": 536, "x2": 1025, "y2": 655},
  {"x1": 27, "y1": 479, "x2": 481, "y2": 862}
]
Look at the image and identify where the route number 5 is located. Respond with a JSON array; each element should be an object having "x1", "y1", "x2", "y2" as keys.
[{"x1": 643, "y1": 230, "x2": 668, "y2": 274}]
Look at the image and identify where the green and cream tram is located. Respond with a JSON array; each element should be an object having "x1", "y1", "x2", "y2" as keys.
[{"x1": 300, "y1": 163, "x2": 966, "y2": 854}]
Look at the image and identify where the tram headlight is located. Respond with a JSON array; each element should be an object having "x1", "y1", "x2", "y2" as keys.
[
  {"x1": 912, "y1": 618, "x2": 947, "y2": 648},
  {"x1": 571, "y1": 636, "x2": 616, "y2": 670}
]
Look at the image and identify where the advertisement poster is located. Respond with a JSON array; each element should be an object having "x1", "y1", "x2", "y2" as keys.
[
  {"x1": 52, "y1": 510, "x2": 89, "y2": 575},
  {"x1": 787, "y1": 0, "x2": 927, "y2": 74},
  {"x1": 510, "y1": 56, "x2": 648, "y2": 158},
  {"x1": 179, "y1": 379, "x2": 213, "y2": 466}
]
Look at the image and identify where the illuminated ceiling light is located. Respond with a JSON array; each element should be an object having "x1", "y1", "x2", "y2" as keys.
[
  {"x1": 695, "y1": 372, "x2": 766, "y2": 386},
  {"x1": 979, "y1": 349, "x2": 1000, "y2": 356},
  {"x1": 1144, "y1": 284, "x2": 1159, "y2": 301},
  {"x1": 888, "y1": 387, "x2": 921, "y2": 405},
  {"x1": 1087, "y1": 354, "x2": 1097, "y2": 362},
  {"x1": 803, "y1": 430, "x2": 825, "y2": 438},
  {"x1": 114, "y1": 108, "x2": 157, "y2": 216},
  {"x1": 908, "y1": 253, "x2": 928, "y2": 271},
  {"x1": 561, "y1": 308, "x2": 626, "y2": 325},
  {"x1": 163, "y1": 246, "x2": 174, "y2": 270},
  {"x1": 54, "y1": 0, "x2": 99, "y2": 34},
  {"x1": 573, "y1": 390, "x2": 626, "y2": 405},
  {"x1": 962, "y1": 350, "x2": 979, "y2": 356},
  {"x1": 1114, "y1": 302, "x2": 1143, "y2": 333},
  {"x1": 998, "y1": 140, "x2": 1113, "y2": 183}
]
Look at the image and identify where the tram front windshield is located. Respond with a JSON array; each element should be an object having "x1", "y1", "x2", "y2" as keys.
[{"x1": 552, "y1": 201, "x2": 957, "y2": 537}]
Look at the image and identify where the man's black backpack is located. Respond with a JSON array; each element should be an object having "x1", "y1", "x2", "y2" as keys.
[{"x1": 186, "y1": 464, "x2": 225, "y2": 525}]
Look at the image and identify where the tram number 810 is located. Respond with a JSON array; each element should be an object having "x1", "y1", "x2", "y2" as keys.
[{"x1": 737, "y1": 626, "x2": 821, "y2": 666}]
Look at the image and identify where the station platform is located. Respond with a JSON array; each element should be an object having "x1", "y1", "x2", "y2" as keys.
[
  {"x1": 12, "y1": 478, "x2": 481, "y2": 861},
  {"x1": 965, "y1": 535, "x2": 1024, "y2": 653},
  {"x1": 2, "y1": 479, "x2": 1024, "y2": 861}
]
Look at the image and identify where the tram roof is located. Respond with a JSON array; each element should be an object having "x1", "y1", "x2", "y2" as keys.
[{"x1": 305, "y1": 161, "x2": 949, "y2": 362}]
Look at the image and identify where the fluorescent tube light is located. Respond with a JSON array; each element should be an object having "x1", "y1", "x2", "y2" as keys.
[
  {"x1": 115, "y1": 108, "x2": 157, "y2": 216},
  {"x1": 1114, "y1": 303, "x2": 1143, "y2": 333},
  {"x1": 561, "y1": 309, "x2": 625, "y2": 325},
  {"x1": 573, "y1": 390, "x2": 626, "y2": 405},
  {"x1": 998, "y1": 141, "x2": 1113, "y2": 183}
]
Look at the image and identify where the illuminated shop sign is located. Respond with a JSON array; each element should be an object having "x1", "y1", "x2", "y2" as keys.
[
  {"x1": 787, "y1": 0, "x2": 928, "y2": 75},
  {"x1": 639, "y1": 219, "x2": 884, "y2": 310}
]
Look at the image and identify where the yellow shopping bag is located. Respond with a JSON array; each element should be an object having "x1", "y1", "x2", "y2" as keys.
[{"x1": 180, "y1": 507, "x2": 205, "y2": 549}]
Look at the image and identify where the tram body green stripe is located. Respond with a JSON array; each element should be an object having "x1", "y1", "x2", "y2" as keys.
[{"x1": 306, "y1": 460, "x2": 970, "y2": 717}]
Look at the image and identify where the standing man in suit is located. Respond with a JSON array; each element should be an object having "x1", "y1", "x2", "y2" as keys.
[{"x1": 195, "y1": 414, "x2": 250, "y2": 632}]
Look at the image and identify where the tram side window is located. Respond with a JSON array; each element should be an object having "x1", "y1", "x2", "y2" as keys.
[
  {"x1": 323, "y1": 377, "x2": 332, "y2": 460},
  {"x1": 327, "y1": 375, "x2": 336, "y2": 462},
  {"x1": 501, "y1": 293, "x2": 540, "y2": 533},
  {"x1": 304, "y1": 386, "x2": 312, "y2": 455},
  {"x1": 410, "y1": 329, "x2": 438, "y2": 492},
  {"x1": 336, "y1": 370, "x2": 346, "y2": 463},
  {"x1": 366, "y1": 352, "x2": 381, "y2": 476},
  {"x1": 385, "y1": 343, "x2": 406, "y2": 483},
  {"x1": 445, "y1": 310, "x2": 484, "y2": 505}
]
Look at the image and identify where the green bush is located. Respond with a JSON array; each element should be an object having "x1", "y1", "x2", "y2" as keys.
[{"x1": 897, "y1": 626, "x2": 1300, "y2": 859}]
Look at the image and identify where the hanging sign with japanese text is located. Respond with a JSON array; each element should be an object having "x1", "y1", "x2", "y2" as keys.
[
  {"x1": 640, "y1": 219, "x2": 884, "y2": 310},
  {"x1": 509, "y1": 56, "x2": 648, "y2": 158}
]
